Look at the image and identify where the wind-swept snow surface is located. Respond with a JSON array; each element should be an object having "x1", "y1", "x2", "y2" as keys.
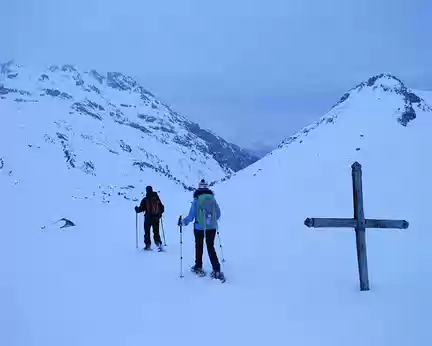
[{"x1": 2, "y1": 74, "x2": 431, "y2": 345}]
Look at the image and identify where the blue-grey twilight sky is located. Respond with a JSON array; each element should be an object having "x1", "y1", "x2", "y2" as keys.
[{"x1": 2, "y1": 0, "x2": 431, "y2": 149}]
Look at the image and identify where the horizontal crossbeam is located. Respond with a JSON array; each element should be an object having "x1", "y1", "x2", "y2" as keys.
[
  {"x1": 365, "y1": 219, "x2": 409, "y2": 229},
  {"x1": 304, "y1": 217, "x2": 409, "y2": 229},
  {"x1": 304, "y1": 217, "x2": 356, "y2": 228}
]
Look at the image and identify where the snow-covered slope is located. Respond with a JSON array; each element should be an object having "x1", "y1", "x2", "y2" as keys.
[
  {"x1": 2, "y1": 74, "x2": 431, "y2": 346},
  {"x1": 0, "y1": 61, "x2": 256, "y2": 200},
  {"x1": 214, "y1": 74, "x2": 432, "y2": 344},
  {"x1": 277, "y1": 74, "x2": 431, "y2": 149}
]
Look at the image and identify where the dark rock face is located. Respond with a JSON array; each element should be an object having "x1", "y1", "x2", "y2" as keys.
[
  {"x1": 45, "y1": 89, "x2": 72, "y2": 99},
  {"x1": 406, "y1": 92, "x2": 421, "y2": 104},
  {"x1": 71, "y1": 100, "x2": 105, "y2": 120},
  {"x1": 339, "y1": 93, "x2": 350, "y2": 103},
  {"x1": 82, "y1": 161, "x2": 96, "y2": 175},
  {"x1": 88, "y1": 100, "x2": 105, "y2": 111},
  {"x1": 72, "y1": 102, "x2": 102, "y2": 121},
  {"x1": 15, "y1": 98, "x2": 38, "y2": 103},
  {"x1": 0, "y1": 85, "x2": 31, "y2": 96},
  {"x1": 366, "y1": 75, "x2": 383, "y2": 87},
  {"x1": 0, "y1": 85, "x2": 9, "y2": 95},
  {"x1": 90, "y1": 70, "x2": 105, "y2": 84},
  {"x1": 62, "y1": 65, "x2": 77, "y2": 73},
  {"x1": 137, "y1": 86, "x2": 155, "y2": 98},
  {"x1": 138, "y1": 114, "x2": 156, "y2": 122},
  {"x1": 56, "y1": 132, "x2": 68, "y2": 141},
  {"x1": 120, "y1": 140, "x2": 132, "y2": 153},
  {"x1": 89, "y1": 85, "x2": 101, "y2": 94},
  {"x1": 183, "y1": 122, "x2": 258, "y2": 172},
  {"x1": 107, "y1": 72, "x2": 138, "y2": 91},
  {"x1": 56, "y1": 132, "x2": 76, "y2": 168},
  {"x1": 399, "y1": 105, "x2": 416, "y2": 126},
  {"x1": 151, "y1": 125, "x2": 175, "y2": 134},
  {"x1": 127, "y1": 122, "x2": 151, "y2": 134}
]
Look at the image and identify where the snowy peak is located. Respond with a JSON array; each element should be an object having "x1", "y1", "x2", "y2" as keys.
[
  {"x1": 332, "y1": 73, "x2": 430, "y2": 125},
  {"x1": 0, "y1": 61, "x2": 257, "y2": 201},
  {"x1": 278, "y1": 74, "x2": 431, "y2": 148},
  {"x1": 362, "y1": 73, "x2": 404, "y2": 90}
]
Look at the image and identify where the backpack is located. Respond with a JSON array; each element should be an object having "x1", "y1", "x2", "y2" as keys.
[
  {"x1": 146, "y1": 194, "x2": 161, "y2": 216},
  {"x1": 196, "y1": 194, "x2": 218, "y2": 230}
]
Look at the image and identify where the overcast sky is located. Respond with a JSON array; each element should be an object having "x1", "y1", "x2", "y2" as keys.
[{"x1": 2, "y1": 0, "x2": 431, "y2": 149}]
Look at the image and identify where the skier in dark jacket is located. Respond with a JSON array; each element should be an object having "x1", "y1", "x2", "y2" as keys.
[
  {"x1": 135, "y1": 186, "x2": 164, "y2": 250},
  {"x1": 180, "y1": 179, "x2": 225, "y2": 281}
]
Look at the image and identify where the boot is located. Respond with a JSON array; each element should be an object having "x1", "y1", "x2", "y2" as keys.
[
  {"x1": 211, "y1": 271, "x2": 225, "y2": 282},
  {"x1": 191, "y1": 265, "x2": 206, "y2": 276}
]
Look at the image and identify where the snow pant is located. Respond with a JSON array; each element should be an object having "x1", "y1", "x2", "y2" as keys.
[
  {"x1": 144, "y1": 217, "x2": 161, "y2": 246},
  {"x1": 194, "y1": 229, "x2": 220, "y2": 272}
]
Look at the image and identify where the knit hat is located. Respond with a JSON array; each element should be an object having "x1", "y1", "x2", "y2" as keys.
[
  {"x1": 198, "y1": 179, "x2": 208, "y2": 189},
  {"x1": 146, "y1": 185, "x2": 153, "y2": 194}
]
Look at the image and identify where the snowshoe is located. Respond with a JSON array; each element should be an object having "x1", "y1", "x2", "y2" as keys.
[
  {"x1": 191, "y1": 266, "x2": 206, "y2": 277},
  {"x1": 210, "y1": 271, "x2": 226, "y2": 283}
]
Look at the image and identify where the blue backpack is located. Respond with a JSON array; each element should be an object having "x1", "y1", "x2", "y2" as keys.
[{"x1": 196, "y1": 194, "x2": 218, "y2": 230}]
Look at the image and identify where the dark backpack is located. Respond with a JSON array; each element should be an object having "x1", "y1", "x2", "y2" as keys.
[{"x1": 146, "y1": 195, "x2": 161, "y2": 216}]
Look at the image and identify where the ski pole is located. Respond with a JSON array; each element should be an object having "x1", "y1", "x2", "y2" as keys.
[
  {"x1": 161, "y1": 217, "x2": 167, "y2": 246},
  {"x1": 178, "y1": 216, "x2": 184, "y2": 278},
  {"x1": 217, "y1": 230, "x2": 225, "y2": 262},
  {"x1": 135, "y1": 213, "x2": 139, "y2": 249}
]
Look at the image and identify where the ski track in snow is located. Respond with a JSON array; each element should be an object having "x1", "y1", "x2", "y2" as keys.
[{"x1": 1, "y1": 74, "x2": 432, "y2": 345}]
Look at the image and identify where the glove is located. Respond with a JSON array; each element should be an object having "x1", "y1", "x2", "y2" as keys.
[{"x1": 134, "y1": 206, "x2": 139, "y2": 213}]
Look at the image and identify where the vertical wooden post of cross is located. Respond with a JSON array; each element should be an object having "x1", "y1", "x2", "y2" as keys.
[{"x1": 352, "y1": 162, "x2": 370, "y2": 291}]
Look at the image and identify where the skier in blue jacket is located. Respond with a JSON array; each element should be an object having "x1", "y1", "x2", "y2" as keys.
[{"x1": 181, "y1": 179, "x2": 225, "y2": 281}]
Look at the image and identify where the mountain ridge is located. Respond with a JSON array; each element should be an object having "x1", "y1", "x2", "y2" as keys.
[
  {"x1": 0, "y1": 60, "x2": 257, "y2": 195},
  {"x1": 278, "y1": 73, "x2": 431, "y2": 149}
]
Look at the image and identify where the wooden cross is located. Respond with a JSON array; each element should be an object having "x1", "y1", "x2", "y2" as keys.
[{"x1": 304, "y1": 162, "x2": 409, "y2": 291}]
